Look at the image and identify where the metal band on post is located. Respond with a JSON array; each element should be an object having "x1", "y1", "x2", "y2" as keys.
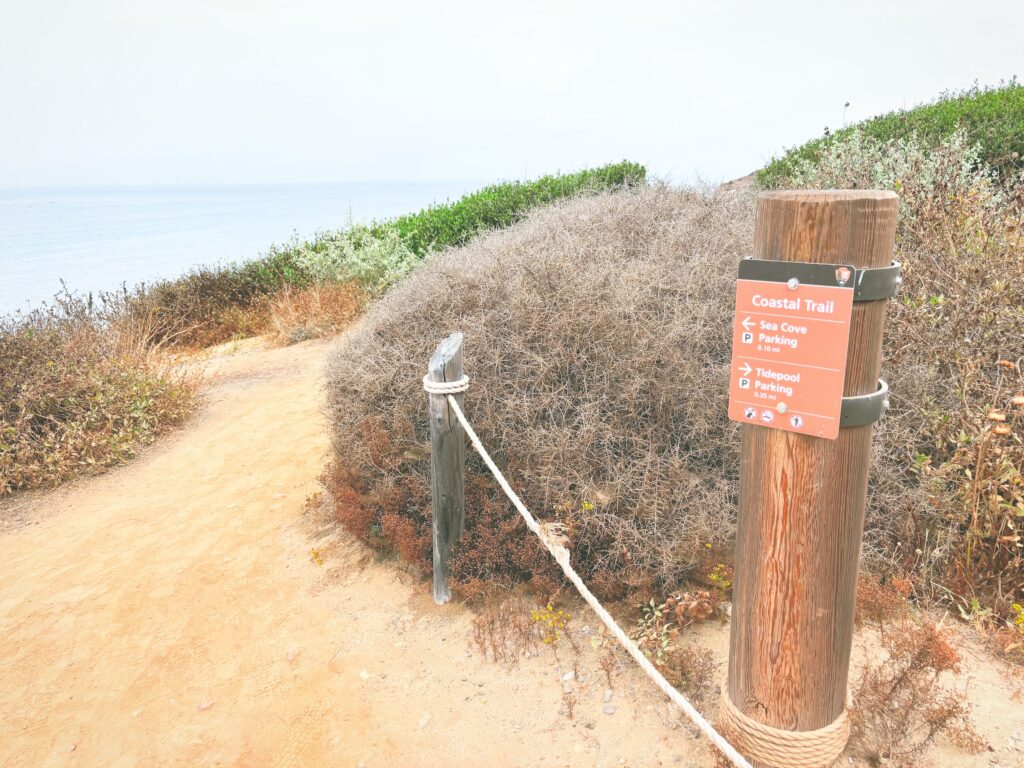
[
  {"x1": 852, "y1": 261, "x2": 902, "y2": 302},
  {"x1": 739, "y1": 258, "x2": 902, "y2": 302},
  {"x1": 840, "y1": 379, "x2": 890, "y2": 428}
]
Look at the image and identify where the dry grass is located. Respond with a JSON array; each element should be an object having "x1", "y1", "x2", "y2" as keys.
[
  {"x1": 470, "y1": 594, "x2": 543, "y2": 665},
  {"x1": 266, "y1": 282, "x2": 367, "y2": 345},
  {"x1": 0, "y1": 293, "x2": 196, "y2": 494}
]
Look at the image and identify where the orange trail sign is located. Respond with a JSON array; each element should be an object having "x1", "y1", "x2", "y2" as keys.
[{"x1": 727, "y1": 261, "x2": 855, "y2": 440}]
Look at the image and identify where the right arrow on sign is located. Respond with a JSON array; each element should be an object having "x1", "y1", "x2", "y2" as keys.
[{"x1": 739, "y1": 362, "x2": 752, "y2": 375}]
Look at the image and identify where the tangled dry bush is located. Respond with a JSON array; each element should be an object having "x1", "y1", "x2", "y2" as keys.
[
  {"x1": 660, "y1": 644, "x2": 717, "y2": 706},
  {"x1": 854, "y1": 574, "x2": 912, "y2": 632},
  {"x1": 326, "y1": 185, "x2": 753, "y2": 598},
  {"x1": 0, "y1": 293, "x2": 196, "y2": 494}
]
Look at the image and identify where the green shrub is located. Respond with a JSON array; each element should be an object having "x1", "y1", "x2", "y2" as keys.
[
  {"x1": 389, "y1": 161, "x2": 647, "y2": 256},
  {"x1": 290, "y1": 224, "x2": 419, "y2": 294},
  {"x1": 758, "y1": 81, "x2": 1024, "y2": 188},
  {"x1": 290, "y1": 162, "x2": 646, "y2": 296}
]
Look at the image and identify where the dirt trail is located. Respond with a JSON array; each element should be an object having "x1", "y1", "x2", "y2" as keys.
[{"x1": 0, "y1": 339, "x2": 713, "y2": 768}]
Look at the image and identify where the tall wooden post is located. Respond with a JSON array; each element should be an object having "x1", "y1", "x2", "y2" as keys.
[
  {"x1": 427, "y1": 333, "x2": 466, "y2": 605},
  {"x1": 726, "y1": 191, "x2": 898, "y2": 766}
]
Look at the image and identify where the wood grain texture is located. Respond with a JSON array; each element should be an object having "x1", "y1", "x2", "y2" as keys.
[
  {"x1": 428, "y1": 332, "x2": 466, "y2": 605},
  {"x1": 726, "y1": 191, "x2": 898, "y2": 767}
]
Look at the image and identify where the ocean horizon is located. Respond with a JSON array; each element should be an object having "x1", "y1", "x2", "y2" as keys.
[{"x1": 0, "y1": 180, "x2": 480, "y2": 315}]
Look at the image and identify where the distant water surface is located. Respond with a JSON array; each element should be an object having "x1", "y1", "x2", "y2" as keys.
[{"x1": 0, "y1": 182, "x2": 479, "y2": 315}]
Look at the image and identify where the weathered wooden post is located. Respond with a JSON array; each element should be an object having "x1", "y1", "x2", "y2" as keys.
[
  {"x1": 425, "y1": 332, "x2": 467, "y2": 605},
  {"x1": 723, "y1": 191, "x2": 899, "y2": 767}
]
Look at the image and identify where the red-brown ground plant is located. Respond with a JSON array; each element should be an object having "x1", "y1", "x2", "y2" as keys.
[{"x1": 848, "y1": 619, "x2": 986, "y2": 766}]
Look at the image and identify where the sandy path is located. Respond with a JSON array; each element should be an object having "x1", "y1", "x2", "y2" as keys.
[{"x1": 0, "y1": 339, "x2": 711, "y2": 768}]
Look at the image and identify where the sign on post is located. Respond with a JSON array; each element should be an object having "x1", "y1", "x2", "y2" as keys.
[{"x1": 727, "y1": 260, "x2": 855, "y2": 440}]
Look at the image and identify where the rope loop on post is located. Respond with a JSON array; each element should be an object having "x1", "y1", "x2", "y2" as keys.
[
  {"x1": 718, "y1": 688, "x2": 850, "y2": 768},
  {"x1": 422, "y1": 374, "x2": 470, "y2": 395}
]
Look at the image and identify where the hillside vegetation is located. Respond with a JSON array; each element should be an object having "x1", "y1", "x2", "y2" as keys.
[
  {"x1": 769, "y1": 125, "x2": 1024, "y2": 635},
  {"x1": 126, "y1": 162, "x2": 646, "y2": 348},
  {"x1": 758, "y1": 82, "x2": 1024, "y2": 188},
  {"x1": 326, "y1": 92, "x2": 1024, "y2": 642}
]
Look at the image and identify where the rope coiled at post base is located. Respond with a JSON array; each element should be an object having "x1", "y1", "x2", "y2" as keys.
[{"x1": 718, "y1": 686, "x2": 850, "y2": 768}]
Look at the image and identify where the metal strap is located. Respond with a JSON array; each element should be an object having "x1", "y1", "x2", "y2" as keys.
[
  {"x1": 853, "y1": 261, "x2": 902, "y2": 302},
  {"x1": 840, "y1": 379, "x2": 889, "y2": 427}
]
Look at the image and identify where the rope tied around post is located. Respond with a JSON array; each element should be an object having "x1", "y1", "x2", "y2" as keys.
[
  {"x1": 422, "y1": 374, "x2": 470, "y2": 395},
  {"x1": 718, "y1": 686, "x2": 850, "y2": 768}
]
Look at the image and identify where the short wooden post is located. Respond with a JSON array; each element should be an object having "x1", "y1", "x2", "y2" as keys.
[
  {"x1": 726, "y1": 191, "x2": 898, "y2": 766},
  {"x1": 426, "y1": 332, "x2": 467, "y2": 605}
]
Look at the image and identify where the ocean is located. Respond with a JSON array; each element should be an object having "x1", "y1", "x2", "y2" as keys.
[{"x1": 0, "y1": 181, "x2": 479, "y2": 315}]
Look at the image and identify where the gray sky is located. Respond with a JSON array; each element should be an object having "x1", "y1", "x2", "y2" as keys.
[{"x1": 1, "y1": 0, "x2": 1020, "y2": 188}]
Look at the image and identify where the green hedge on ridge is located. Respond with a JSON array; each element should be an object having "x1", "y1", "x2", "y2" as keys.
[
  {"x1": 758, "y1": 82, "x2": 1024, "y2": 188},
  {"x1": 389, "y1": 161, "x2": 647, "y2": 256}
]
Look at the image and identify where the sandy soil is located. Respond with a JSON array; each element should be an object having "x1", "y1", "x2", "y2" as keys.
[
  {"x1": 0, "y1": 338, "x2": 716, "y2": 768},
  {"x1": 2, "y1": 337, "x2": 1022, "y2": 767}
]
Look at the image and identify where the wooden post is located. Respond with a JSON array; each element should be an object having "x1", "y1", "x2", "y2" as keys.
[
  {"x1": 427, "y1": 332, "x2": 466, "y2": 605},
  {"x1": 727, "y1": 191, "x2": 898, "y2": 766}
]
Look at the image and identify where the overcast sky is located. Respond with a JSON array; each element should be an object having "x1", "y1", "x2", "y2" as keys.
[{"x1": 1, "y1": 0, "x2": 1020, "y2": 188}]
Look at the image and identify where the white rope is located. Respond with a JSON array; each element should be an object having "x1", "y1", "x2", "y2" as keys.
[
  {"x1": 441, "y1": 393, "x2": 754, "y2": 768},
  {"x1": 422, "y1": 374, "x2": 471, "y2": 395}
]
